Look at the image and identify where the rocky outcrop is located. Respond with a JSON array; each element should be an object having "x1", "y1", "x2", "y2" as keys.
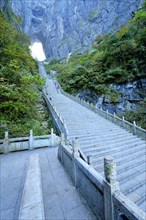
[
  {"x1": 79, "y1": 79, "x2": 146, "y2": 114},
  {"x1": 2, "y1": 0, "x2": 143, "y2": 58}
]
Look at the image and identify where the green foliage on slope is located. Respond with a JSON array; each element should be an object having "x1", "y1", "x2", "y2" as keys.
[
  {"x1": 0, "y1": 9, "x2": 49, "y2": 138},
  {"x1": 46, "y1": 1, "x2": 146, "y2": 96},
  {"x1": 118, "y1": 99, "x2": 146, "y2": 129},
  {"x1": 45, "y1": 1, "x2": 146, "y2": 129}
]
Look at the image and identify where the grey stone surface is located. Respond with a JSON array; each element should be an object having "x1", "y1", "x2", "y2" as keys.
[
  {"x1": 41, "y1": 148, "x2": 98, "y2": 220},
  {"x1": 0, "y1": 0, "x2": 143, "y2": 58},
  {"x1": 79, "y1": 78, "x2": 146, "y2": 114},
  {"x1": 0, "y1": 148, "x2": 97, "y2": 220},
  {"x1": 39, "y1": 64, "x2": 146, "y2": 214},
  {"x1": 0, "y1": 208, "x2": 14, "y2": 220},
  {"x1": 19, "y1": 154, "x2": 45, "y2": 220}
]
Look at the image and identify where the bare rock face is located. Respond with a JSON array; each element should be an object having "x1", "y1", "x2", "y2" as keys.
[{"x1": 7, "y1": 0, "x2": 144, "y2": 58}]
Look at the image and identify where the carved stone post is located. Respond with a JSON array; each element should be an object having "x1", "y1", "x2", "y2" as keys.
[
  {"x1": 73, "y1": 137, "x2": 80, "y2": 157},
  {"x1": 29, "y1": 130, "x2": 34, "y2": 150},
  {"x1": 106, "y1": 110, "x2": 109, "y2": 119},
  {"x1": 58, "y1": 133, "x2": 65, "y2": 163},
  {"x1": 61, "y1": 133, "x2": 65, "y2": 145},
  {"x1": 87, "y1": 155, "x2": 92, "y2": 165},
  {"x1": 113, "y1": 112, "x2": 116, "y2": 123},
  {"x1": 72, "y1": 138, "x2": 80, "y2": 187},
  {"x1": 122, "y1": 116, "x2": 125, "y2": 128},
  {"x1": 3, "y1": 132, "x2": 9, "y2": 154},
  {"x1": 100, "y1": 107, "x2": 102, "y2": 116},
  {"x1": 50, "y1": 128, "x2": 55, "y2": 147},
  {"x1": 133, "y1": 121, "x2": 136, "y2": 135},
  {"x1": 104, "y1": 156, "x2": 120, "y2": 220}
]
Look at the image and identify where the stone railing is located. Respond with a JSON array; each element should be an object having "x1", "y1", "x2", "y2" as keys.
[
  {"x1": 0, "y1": 130, "x2": 60, "y2": 154},
  {"x1": 43, "y1": 92, "x2": 68, "y2": 139},
  {"x1": 61, "y1": 90, "x2": 146, "y2": 140},
  {"x1": 58, "y1": 136, "x2": 146, "y2": 220}
]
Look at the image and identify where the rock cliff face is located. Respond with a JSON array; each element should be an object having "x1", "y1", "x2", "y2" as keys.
[
  {"x1": 79, "y1": 79, "x2": 146, "y2": 114},
  {"x1": 3, "y1": 0, "x2": 144, "y2": 58}
]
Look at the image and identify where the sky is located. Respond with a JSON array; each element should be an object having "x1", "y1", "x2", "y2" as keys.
[{"x1": 29, "y1": 42, "x2": 46, "y2": 61}]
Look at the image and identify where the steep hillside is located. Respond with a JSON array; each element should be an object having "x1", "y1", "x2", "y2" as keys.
[
  {"x1": 45, "y1": 1, "x2": 146, "y2": 128},
  {"x1": 4, "y1": 0, "x2": 144, "y2": 58},
  {"x1": 0, "y1": 8, "x2": 50, "y2": 138}
]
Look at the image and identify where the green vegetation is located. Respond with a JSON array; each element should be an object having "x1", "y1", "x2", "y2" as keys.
[
  {"x1": 46, "y1": 2, "x2": 146, "y2": 95},
  {"x1": 0, "y1": 8, "x2": 51, "y2": 138},
  {"x1": 45, "y1": 1, "x2": 146, "y2": 128},
  {"x1": 118, "y1": 99, "x2": 146, "y2": 129},
  {"x1": 88, "y1": 10, "x2": 99, "y2": 21}
]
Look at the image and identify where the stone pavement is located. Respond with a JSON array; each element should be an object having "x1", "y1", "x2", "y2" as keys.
[
  {"x1": 0, "y1": 147, "x2": 97, "y2": 220},
  {"x1": 38, "y1": 64, "x2": 146, "y2": 213}
]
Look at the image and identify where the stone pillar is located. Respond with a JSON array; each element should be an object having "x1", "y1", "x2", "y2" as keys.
[
  {"x1": 133, "y1": 121, "x2": 136, "y2": 135},
  {"x1": 103, "y1": 156, "x2": 120, "y2": 220},
  {"x1": 113, "y1": 112, "x2": 116, "y2": 123},
  {"x1": 29, "y1": 130, "x2": 34, "y2": 150},
  {"x1": 72, "y1": 137, "x2": 80, "y2": 157},
  {"x1": 61, "y1": 133, "x2": 65, "y2": 145},
  {"x1": 72, "y1": 138, "x2": 80, "y2": 187},
  {"x1": 50, "y1": 128, "x2": 55, "y2": 147},
  {"x1": 87, "y1": 155, "x2": 92, "y2": 165},
  {"x1": 3, "y1": 132, "x2": 9, "y2": 154},
  {"x1": 122, "y1": 116, "x2": 125, "y2": 128},
  {"x1": 58, "y1": 133, "x2": 65, "y2": 163},
  {"x1": 106, "y1": 110, "x2": 108, "y2": 119}
]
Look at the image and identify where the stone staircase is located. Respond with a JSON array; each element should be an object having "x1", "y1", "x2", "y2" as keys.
[{"x1": 39, "y1": 64, "x2": 146, "y2": 213}]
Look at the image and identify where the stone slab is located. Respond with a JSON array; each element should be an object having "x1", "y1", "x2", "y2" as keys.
[
  {"x1": 1, "y1": 147, "x2": 98, "y2": 220},
  {"x1": 19, "y1": 201, "x2": 44, "y2": 220},
  {"x1": 0, "y1": 208, "x2": 14, "y2": 220},
  {"x1": 18, "y1": 154, "x2": 45, "y2": 220}
]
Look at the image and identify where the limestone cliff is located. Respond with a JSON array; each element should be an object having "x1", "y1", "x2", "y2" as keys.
[{"x1": 2, "y1": 0, "x2": 144, "y2": 58}]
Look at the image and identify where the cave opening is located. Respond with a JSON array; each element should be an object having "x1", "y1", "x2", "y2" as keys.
[{"x1": 29, "y1": 41, "x2": 46, "y2": 61}]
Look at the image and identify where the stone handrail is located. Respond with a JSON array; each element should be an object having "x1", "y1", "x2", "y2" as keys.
[
  {"x1": 61, "y1": 90, "x2": 146, "y2": 140},
  {"x1": 43, "y1": 92, "x2": 68, "y2": 139},
  {"x1": 113, "y1": 192, "x2": 146, "y2": 220},
  {"x1": 0, "y1": 131, "x2": 60, "y2": 154},
  {"x1": 58, "y1": 140, "x2": 146, "y2": 220}
]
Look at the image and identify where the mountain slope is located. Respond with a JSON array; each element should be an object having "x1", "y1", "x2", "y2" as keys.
[{"x1": 4, "y1": 0, "x2": 144, "y2": 58}]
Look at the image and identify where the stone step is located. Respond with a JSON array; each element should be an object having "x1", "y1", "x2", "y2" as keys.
[
  {"x1": 66, "y1": 124, "x2": 127, "y2": 136},
  {"x1": 68, "y1": 132, "x2": 123, "y2": 141},
  {"x1": 118, "y1": 167, "x2": 146, "y2": 184},
  {"x1": 83, "y1": 136, "x2": 144, "y2": 149},
  {"x1": 81, "y1": 132, "x2": 132, "y2": 141},
  {"x1": 44, "y1": 68, "x2": 146, "y2": 214},
  {"x1": 118, "y1": 158, "x2": 145, "y2": 174},
  {"x1": 94, "y1": 155, "x2": 145, "y2": 175},
  {"x1": 67, "y1": 124, "x2": 120, "y2": 130},
  {"x1": 83, "y1": 141, "x2": 144, "y2": 156},
  {"x1": 74, "y1": 132, "x2": 133, "y2": 142},
  {"x1": 123, "y1": 180, "x2": 146, "y2": 195},
  {"x1": 92, "y1": 148, "x2": 145, "y2": 169},
  {"x1": 93, "y1": 152, "x2": 146, "y2": 176},
  {"x1": 79, "y1": 135, "x2": 142, "y2": 149},
  {"x1": 136, "y1": 194, "x2": 146, "y2": 206},
  {"x1": 68, "y1": 131, "x2": 119, "y2": 138},
  {"x1": 63, "y1": 124, "x2": 125, "y2": 137},
  {"x1": 83, "y1": 140, "x2": 144, "y2": 157}
]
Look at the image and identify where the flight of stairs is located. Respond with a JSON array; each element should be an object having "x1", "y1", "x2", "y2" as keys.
[{"x1": 39, "y1": 64, "x2": 146, "y2": 213}]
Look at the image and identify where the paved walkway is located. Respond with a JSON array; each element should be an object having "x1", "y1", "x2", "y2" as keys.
[
  {"x1": 0, "y1": 147, "x2": 97, "y2": 220},
  {"x1": 38, "y1": 63, "x2": 146, "y2": 213}
]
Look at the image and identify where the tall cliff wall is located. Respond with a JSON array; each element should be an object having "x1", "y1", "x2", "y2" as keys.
[{"x1": 4, "y1": 0, "x2": 144, "y2": 58}]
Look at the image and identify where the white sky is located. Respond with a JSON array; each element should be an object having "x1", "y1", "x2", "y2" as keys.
[{"x1": 29, "y1": 42, "x2": 46, "y2": 61}]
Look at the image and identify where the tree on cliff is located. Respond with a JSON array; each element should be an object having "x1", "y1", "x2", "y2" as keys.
[{"x1": 0, "y1": 9, "x2": 46, "y2": 137}]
